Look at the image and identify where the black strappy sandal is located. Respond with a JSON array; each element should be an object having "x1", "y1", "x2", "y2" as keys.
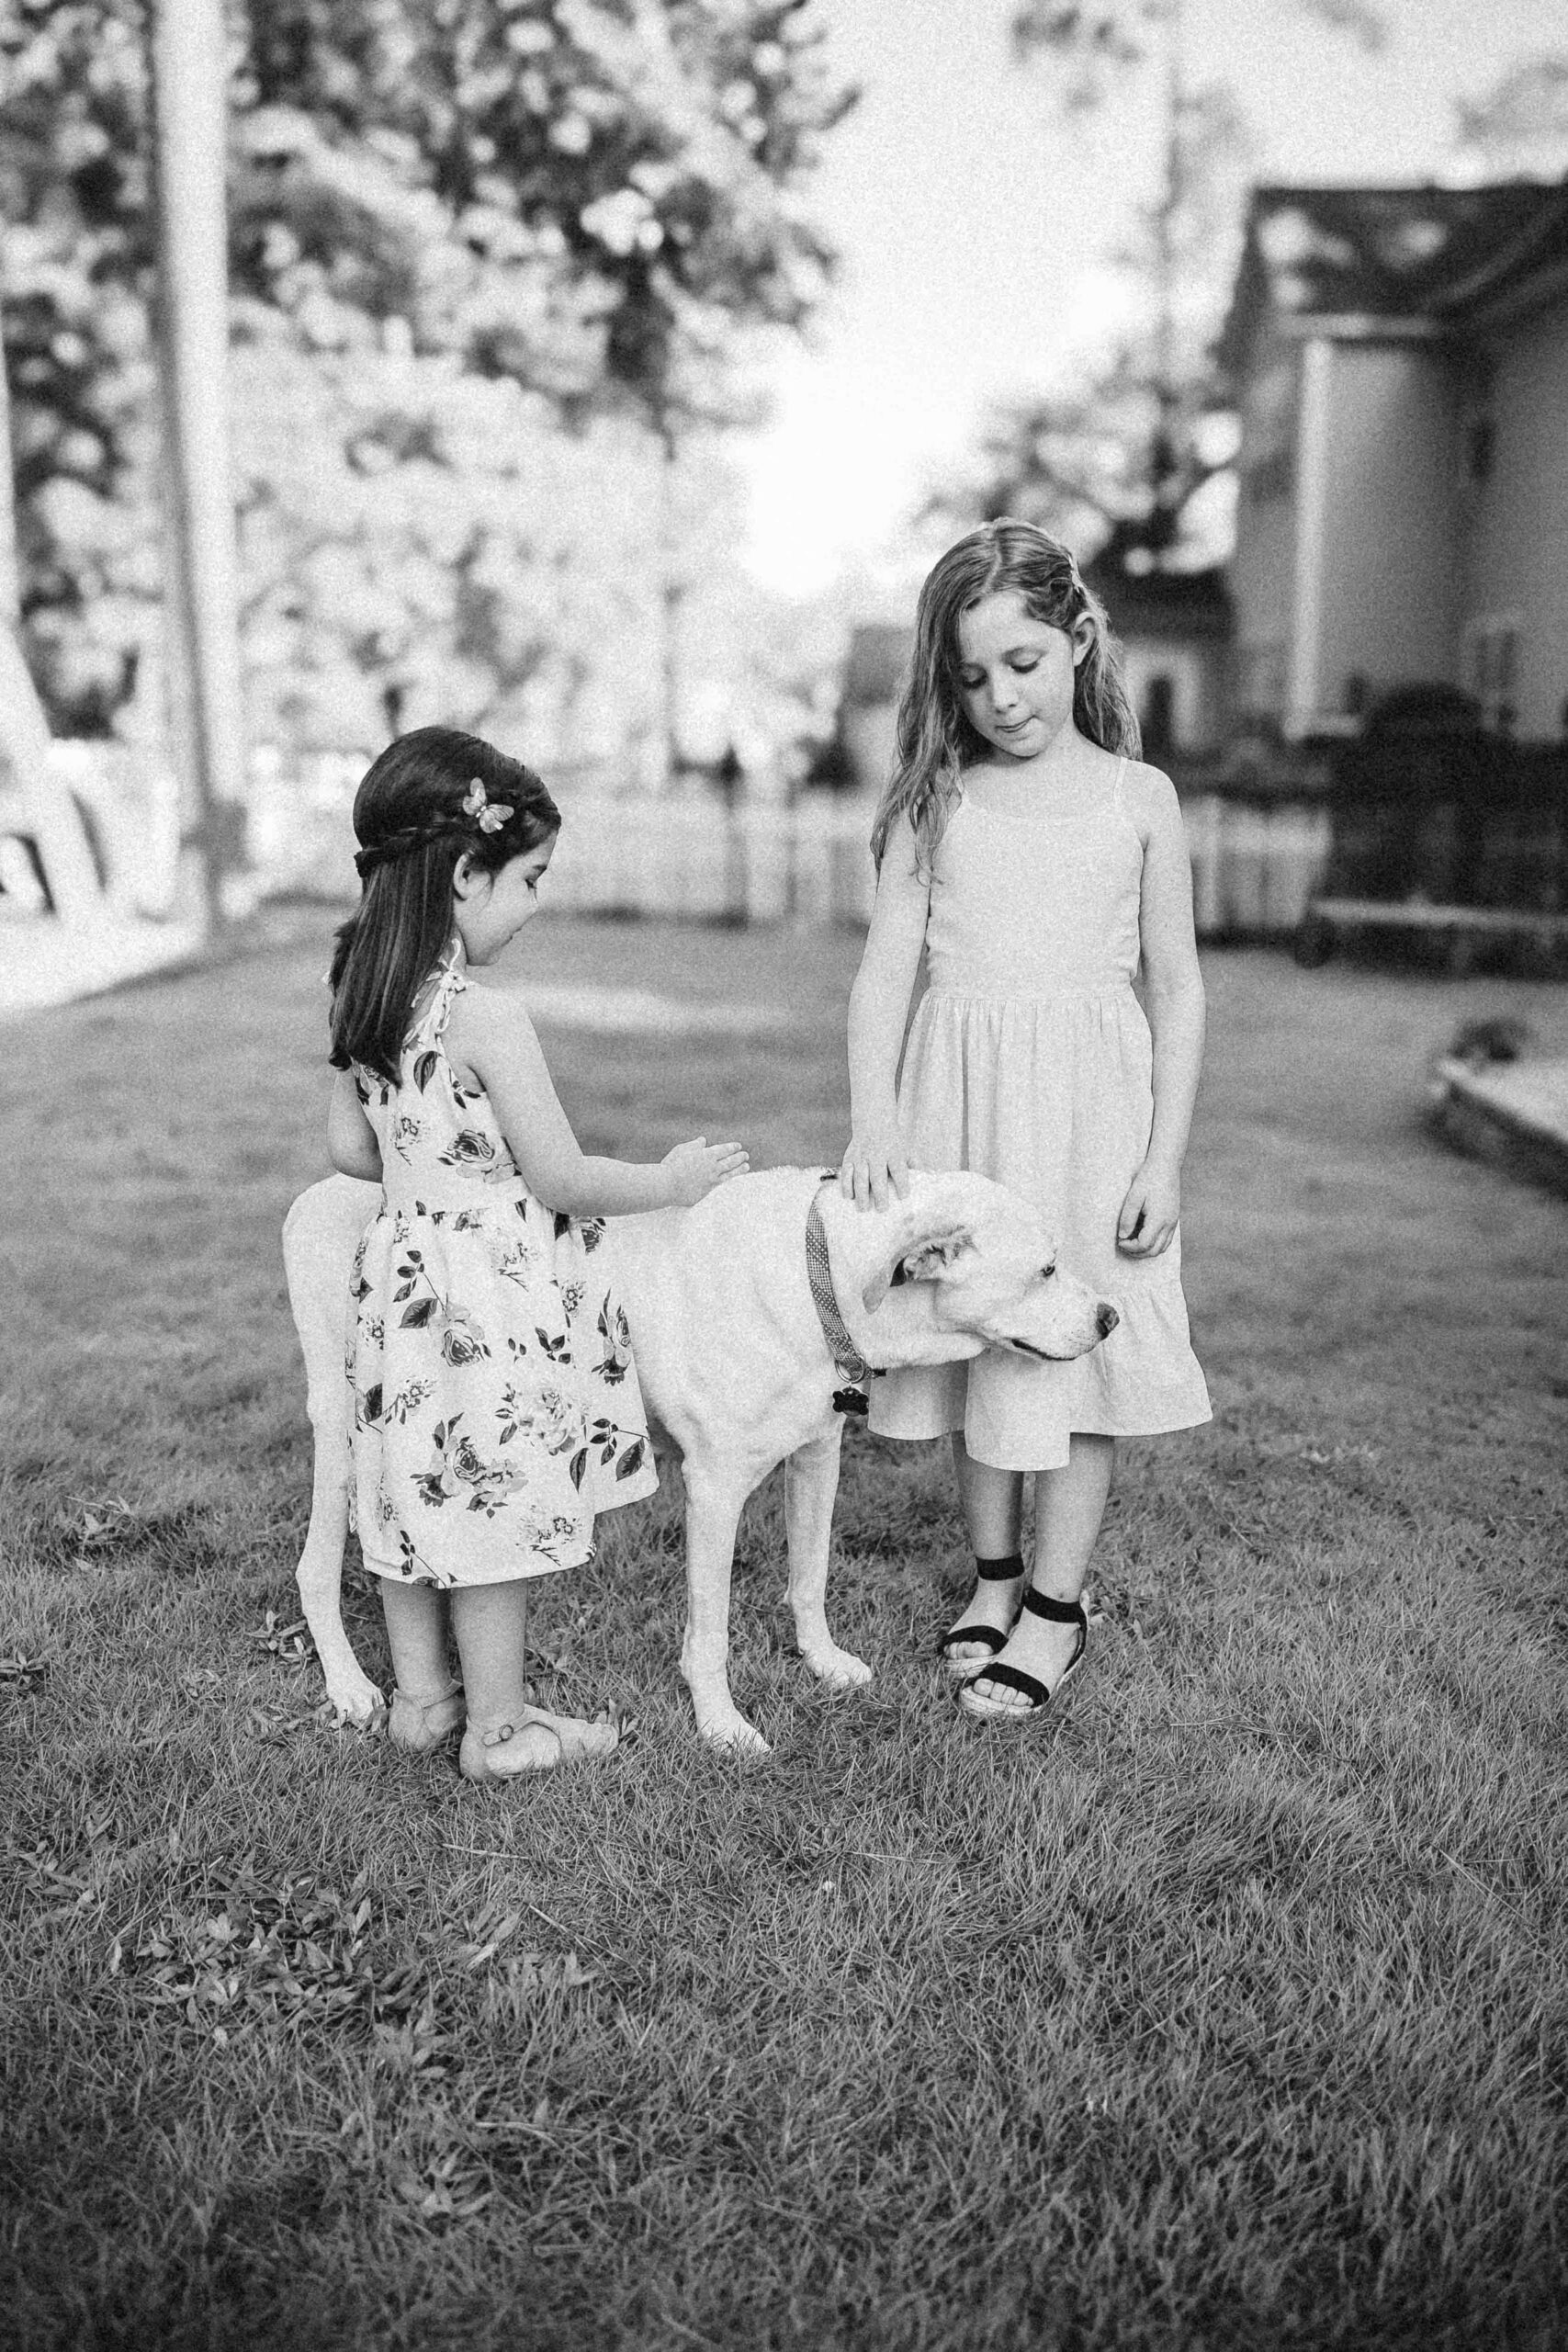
[
  {"x1": 938, "y1": 1554, "x2": 1025, "y2": 1679},
  {"x1": 956, "y1": 1588, "x2": 1087, "y2": 1723}
]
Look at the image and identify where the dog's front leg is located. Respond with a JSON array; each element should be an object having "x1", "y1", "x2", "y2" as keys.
[
  {"x1": 679, "y1": 1459, "x2": 770, "y2": 1756},
  {"x1": 784, "y1": 1424, "x2": 870, "y2": 1694}
]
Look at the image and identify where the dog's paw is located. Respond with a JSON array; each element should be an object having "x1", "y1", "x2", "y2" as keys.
[
  {"x1": 800, "y1": 1641, "x2": 873, "y2": 1692},
  {"x1": 327, "y1": 1669, "x2": 387, "y2": 1730},
  {"x1": 695, "y1": 1706, "x2": 772, "y2": 1758}
]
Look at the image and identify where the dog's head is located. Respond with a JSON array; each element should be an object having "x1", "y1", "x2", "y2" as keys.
[{"x1": 860, "y1": 1175, "x2": 1117, "y2": 1362}]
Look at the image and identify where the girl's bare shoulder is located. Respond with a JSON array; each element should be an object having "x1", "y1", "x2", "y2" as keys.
[
  {"x1": 446, "y1": 972, "x2": 536, "y2": 1042},
  {"x1": 874, "y1": 804, "x2": 932, "y2": 889},
  {"x1": 1119, "y1": 756, "x2": 1182, "y2": 839},
  {"x1": 441, "y1": 974, "x2": 537, "y2": 1090}
]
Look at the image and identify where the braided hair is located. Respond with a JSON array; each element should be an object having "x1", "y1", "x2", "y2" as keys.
[{"x1": 328, "y1": 727, "x2": 560, "y2": 1082}]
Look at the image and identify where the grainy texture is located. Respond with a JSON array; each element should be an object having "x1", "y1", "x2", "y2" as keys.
[{"x1": 2, "y1": 911, "x2": 1565, "y2": 2352}]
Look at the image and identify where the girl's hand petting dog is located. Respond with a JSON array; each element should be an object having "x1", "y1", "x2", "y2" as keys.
[
  {"x1": 837, "y1": 1124, "x2": 912, "y2": 1214},
  {"x1": 660, "y1": 1136, "x2": 749, "y2": 1207},
  {"x1": 1116, "y1": 1154, "x2": 1180, "y2": 1257}
]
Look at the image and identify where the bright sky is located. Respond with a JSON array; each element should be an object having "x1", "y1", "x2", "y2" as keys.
[{"x1": 737, "y1": 0, "x2": 1565, "y2": 597}]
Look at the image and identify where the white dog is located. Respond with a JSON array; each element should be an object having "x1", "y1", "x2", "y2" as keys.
[{"x1": 283, "y1": 1166, "x2": 1117, "y2": 1754}]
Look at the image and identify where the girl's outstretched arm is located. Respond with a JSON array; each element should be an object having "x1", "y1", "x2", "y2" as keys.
[
  {"x1": 840, "y1": 812, "x2": 931, "y2": 1211},
  {"x1": 328, "y1": 1069, "x2": 383, "y2": 1182},
  {"x1": 1120, "y1": 766, "x2": 1206, "y2": 1259},
  {"x1": 450, "y1": 988, "x2": 746, "y2": 1216}
]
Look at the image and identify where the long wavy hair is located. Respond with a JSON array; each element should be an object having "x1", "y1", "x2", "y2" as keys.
[
  {"x1": 328, "y1": 727, "x2": 560, "y2": 1083},
  {"x1": 870, "y1": 519, "x2": 1141, "y2": 874}
]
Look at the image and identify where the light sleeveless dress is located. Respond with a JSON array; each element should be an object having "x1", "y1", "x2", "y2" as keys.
[
  {"x1": 345, "y1": 944, "x2": 659, "y2": 1587},
  {"x1": 868, "y1": 758, "x2": 1212, "y2": 1472}
]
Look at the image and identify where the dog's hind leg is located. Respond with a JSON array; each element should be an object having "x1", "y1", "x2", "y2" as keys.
[
  {"x1": 294, "y1": 1381, "x2": 385, "y2": 1728},
  {"x1": 679, "y1": 1460, "x2": 770, "y2": 1756},
  {"x1": 283, "y1": 1182, "x2": 385, "y2": 1728},
  {"x1": 784, "y1": 1425, "x2": 870, "y2": 1694}
]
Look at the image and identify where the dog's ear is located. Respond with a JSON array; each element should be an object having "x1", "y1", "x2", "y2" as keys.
[
  {"x1": 901, "y1": 1231, "x2": 972, "y2": 1282},
  {"x1": 862, "y1": 1220, "x2": 973, "y2": 1312}
]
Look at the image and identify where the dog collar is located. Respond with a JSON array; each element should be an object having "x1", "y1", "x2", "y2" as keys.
[{"x1": 807, "y1": 1183, "x2": 873, "y2": 1402}]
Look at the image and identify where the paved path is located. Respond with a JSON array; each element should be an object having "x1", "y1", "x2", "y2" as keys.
[{"x1": 0, "y1": 911, "x2": 203, "y2": 1018}]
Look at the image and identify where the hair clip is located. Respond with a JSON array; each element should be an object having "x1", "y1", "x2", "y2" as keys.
[{"x1": 461, "y1": 777, "x2": 513, "y2": 832}]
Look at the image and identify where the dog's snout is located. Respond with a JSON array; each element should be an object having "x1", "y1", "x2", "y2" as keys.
[{"x1": 1096, "y1": 1303, "x2": 1119, "y2": 1340}]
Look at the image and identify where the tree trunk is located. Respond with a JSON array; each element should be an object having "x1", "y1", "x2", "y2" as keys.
[
  {"x1": 0, "y1": 311, "x2": 103, "y2": 921},
  {"x1": 148, "y1": 0, "x2": 246, "y2": 936},
  {"x1": 0, "y1": 311, "x2": 17, "y2": 628},
  {"x1": 656, "y1": 425, "x2": 684, "y2": 793},
  {"x1": 1148, "y1": 0, "x2": 1186, "y2": 549}
]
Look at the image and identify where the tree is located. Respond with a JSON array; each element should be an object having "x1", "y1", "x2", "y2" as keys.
[
  {"x1": 231, "y1": 341, "x2": 655, "y2": 753},
  {"x1": 462, "y1": 0, "x2": 855, "y2": 780},
  {"x1": 230, "y1": 334, "x2": 836, "y2": 782},
  {"x1": 0, "y1": 33, "x2": 108, "y2": 923},
  {"x1": 231, "y1": 1, "x2": 853, "y2": 775},
  {"x1": 1454, "y1": 55, "x2": 1568, "y2": 181},
  {"x1": 294, "y1": 0, "x2": 854, "y2": 782},
  {"x1": 1, "y1": 0, "x2": 853, "y2": 773},
  {"x1": 0, "y1": 293, "x2": 16, "y2": 625},
  {"x1": 942, "y1": 0, "x2": 1385, "y2": 564},
  {"x1": 0, "y1": 0, "x2": 153, "y2": 733}
]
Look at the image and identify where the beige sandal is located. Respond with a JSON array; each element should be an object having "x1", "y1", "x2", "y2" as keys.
[
  {"x1": 459, "y1": 1718, "x2": 562, "y2": 1783},
  {"x1": 521, "y1": 1702, "x2": 623, "y2": 1763},
  {"x1": 388, "y1": 1684, "x2": 467, "y2": 1753}
]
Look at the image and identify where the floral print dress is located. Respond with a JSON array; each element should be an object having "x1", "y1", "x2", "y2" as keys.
[{"x1": 346, "y1": 944, "x2": 659, "y2": 1587}]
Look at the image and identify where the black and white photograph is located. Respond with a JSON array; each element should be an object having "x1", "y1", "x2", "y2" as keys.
[{"x1": 2, "y1": 2, "x2": 1565, "y2": 2345}]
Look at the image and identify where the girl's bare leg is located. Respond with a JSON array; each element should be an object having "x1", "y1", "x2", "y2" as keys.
[
  {"x1": 964, "y1": 1434, "x2": 1114, "y2": 1710},
  {"x1": 942, "y1": 1434, "x2": 1027, "y2": 1665},
  {"x1": 378, "y1": 1580, "x2": 466, "y2": 1751},
  {"x1": 451, "y1": 1581, "x2": 616, "y2": 1778}
]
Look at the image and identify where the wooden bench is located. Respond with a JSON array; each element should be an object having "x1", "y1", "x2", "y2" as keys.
[{"x1": 1294, "y1": 896, "x2": 1568, "y2": 976}]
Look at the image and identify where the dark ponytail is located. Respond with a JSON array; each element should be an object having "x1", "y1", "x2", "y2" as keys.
[{"x1": 329, "y1": 728, "x2": 559, "y2": 1083}]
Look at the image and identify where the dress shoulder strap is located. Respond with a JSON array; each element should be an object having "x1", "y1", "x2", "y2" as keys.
[
  {"x1": 1112, "y1": 754, "x2": 1128, "y2": 810},
  {"x1": 408, "y1": 942, "x2": 468, "y2": 1046}
]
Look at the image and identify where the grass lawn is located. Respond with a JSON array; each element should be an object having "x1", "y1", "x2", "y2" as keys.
[{"x1": 2, "y1": 909, "x2": 1565, "y2": 2352}]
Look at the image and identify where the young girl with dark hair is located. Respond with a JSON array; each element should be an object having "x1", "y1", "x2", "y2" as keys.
[
  {"x1": 840, "y1": 520, "x2": 1211, "y2": 1724},
  {"x1": 328, "y1": 727, "x2": 747, "y2": 1782}
]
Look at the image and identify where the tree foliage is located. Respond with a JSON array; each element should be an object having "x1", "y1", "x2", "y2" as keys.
[
  {"x1": 230, "y1": 338, "x2": 796, "y2": 761},
  {"x1": 0, "y1": 0, "x2": 153, "y2": 727},
  {"x1": 942, "y1": 0, "x2": 1384, "y2": 562},
  {"x1": 231, "y1": 0, "x2": 852, "y2": 427},
  {"x1": 0, "y1": 0, "x2": 853, "y2": 732},
  {"x1": 1011, "y1": 0, "x2": 1383, "y2": 110},
  {"x1": 1454, "y1": 53, "x2": 1568, "y2": 180}
]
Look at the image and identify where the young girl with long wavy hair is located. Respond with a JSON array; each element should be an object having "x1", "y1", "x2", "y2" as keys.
[
  {"x1": 840, "y1": 520, "x2": 1210, "y2": 1723},
  {"x1": 329, "y1": 727, "x2": 746, "y2": 1781}
]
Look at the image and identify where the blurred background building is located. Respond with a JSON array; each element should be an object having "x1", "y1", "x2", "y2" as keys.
[{"x1": 1223, "y1": 177, "x2": 1568, "y2": 743}]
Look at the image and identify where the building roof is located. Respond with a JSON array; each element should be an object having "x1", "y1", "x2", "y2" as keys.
[
  {"x1": 1219, "y1": 176, "x2": 1568, "y2": 372},
  {"x1": 1083, "y1": 543, "x2": 1233, "y2": 644}
]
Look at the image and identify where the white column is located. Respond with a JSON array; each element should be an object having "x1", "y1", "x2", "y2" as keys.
[{"x1": 150, "y1": 0, "x2": 246, "y2": 932}]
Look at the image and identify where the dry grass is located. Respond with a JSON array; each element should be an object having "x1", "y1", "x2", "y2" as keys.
[{"x1": 2, "y1": 910, "x2": 1565, "y2": 2351}]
